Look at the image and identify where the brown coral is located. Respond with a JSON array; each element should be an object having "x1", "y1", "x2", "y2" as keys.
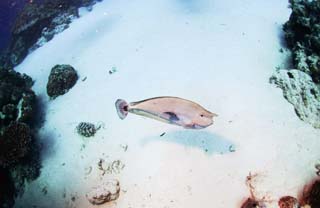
[
  {"x1": 278, "y1": 196, "x2": 299, "y2": 208},
  {"x1": 240, "y1": 198, "x2": 260, "y2": 208},
  {"x1": 303, "y1": 180, "x2": 320, "y2": 208},
  {"x1": 0, "y1": 122, "x2": 32, "y2": 167}
]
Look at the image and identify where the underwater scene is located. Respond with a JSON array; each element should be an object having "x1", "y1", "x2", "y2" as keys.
[{"x1": 0, "y1": 0, "x2": 320, "y2": 207}]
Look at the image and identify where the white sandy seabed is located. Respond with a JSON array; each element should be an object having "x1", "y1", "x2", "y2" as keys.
[{"x1": 14, "y1": 0, "x2": 320, "y2": 207}]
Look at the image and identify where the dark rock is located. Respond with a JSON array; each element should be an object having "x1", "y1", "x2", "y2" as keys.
[
  {"x1": 304, "y1": 180, "x2": 320, "y2": 208},
  {"x1": 283, "y1": 0, "x2": 320, "y2": 83},
  {"x1": 0, "y1": 68, "x2": 35, "y2": 129},
  {"x1": 240, "y1": 198, "x2": 260, "y2": 208},
  {"x1": 46, "y1": 64, "x2": 78, "y2": 98},
  {"x1": 0, "y1": 67, "x2": 41, "y2": 207},
  {"x1": 0, "y1": 0, "x2": 101, "y2": 67},
  {"x1": 0, "y1": 168, "x2": 15, "y2": 208},
  {"x1": 0, "y1": 122, "x2": 32, "y2": 168}
]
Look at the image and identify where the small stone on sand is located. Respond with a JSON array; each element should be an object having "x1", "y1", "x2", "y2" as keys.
[{"x1": 86, "y1": 179, "x2": 120, "y2": 205}]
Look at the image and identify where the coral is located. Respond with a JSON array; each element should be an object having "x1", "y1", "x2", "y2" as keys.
[
  {"x1": 283, "y1": 0, "x2": 320, "y2": 83},
  {"x1": 270, "y1": 69, "x2": 320, "y2": 128},
  {"x1": 86, "y1": 179, "x2": 120, "y2": 205},
  {"x1": 46, "y1": 64, "x2": 78, "y2": 98},
  {"x1": 76, "y1": 122, "x2": 97, "y2": 137},
  {"x1": 29, "y1": 13, "x2": 77, "y2": 52},
  {"x1": 0, "y1": 0, "x2": 102, "y2": 67},
  {"x1": 0, "y1": 168, "x2": 15, "y2": 208},
  {"x1": 240, "y1": 198, "x2": 261, "y2": 208},
  {"x1": 0, "y1": 67, "x2": 38, "y2": 207},
  {"x1": 0, "y1": 68, "x2": 35, "y2": 129},
  {"x1": 0, "y1": 122, "x2": 32, "y2": 168},
  {"x1": 278, "y1": 196, "x2": 300, "y2": 208}
]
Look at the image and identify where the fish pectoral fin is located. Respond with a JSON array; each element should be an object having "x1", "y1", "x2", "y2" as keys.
[{"x1": 162, "y1": 112, "x2": 180, "y2": 123}]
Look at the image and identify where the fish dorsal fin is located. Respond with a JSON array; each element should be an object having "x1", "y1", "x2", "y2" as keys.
[{"x1": 163, "y1": 112, "x2": 180, "y2": 122}]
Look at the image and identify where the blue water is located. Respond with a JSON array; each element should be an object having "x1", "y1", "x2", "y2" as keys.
[{"x1": 0, "y1": 0, "x2": 27, "y2": 51}]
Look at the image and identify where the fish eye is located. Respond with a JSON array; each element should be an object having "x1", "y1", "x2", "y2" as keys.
[{"x1": 200, "y1": 114, "x2": 204, "y2": 117}]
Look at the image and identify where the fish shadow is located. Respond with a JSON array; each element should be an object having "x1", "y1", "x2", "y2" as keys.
[{"x1": 141, "y1": 130, "x2": 235, "y2": 155}]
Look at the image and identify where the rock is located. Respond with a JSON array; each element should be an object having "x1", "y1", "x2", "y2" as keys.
[
  {"x1": 270, "y1": 69, "x2": 320, "y2": 128},
  {"x1": 240, "y1": 198, "x2": 262, "y2": 208},
  {"x1": 0, "y1": 0, "x2": 101, "y2": 67},
  {"x1": 76, "y1": 122, "x2": 97, "y2": 137},
  {"x1": 283, "y1": 0, "x2": 320, "y2": 83},
  {"x1": 0, "y1": 168, "x2": 15, "y2": 208},
  {"x1": 0, "y1": 122, "x2": 32, "y2": 168},
  {"x1": 0, "y1": 67, "x2": 39, "y2": 207},
  {"x1": 303, "y1": 180, "x2": 320, "y2": 208},
  {"x1": 46, "y1": 64, "x2": 78, "y2": 99},
  {"x1": 29, "y1": 13, "x2": 77, "y2": 52},
  {"x1": 86, "y1": 179, "x2": 120, "y2": 205},
  {"x1": 278, "y1": 196, "x2": 300, "y2": 208},
  {"x1": 0, "y1": 68, "x2": 35, "y2": 128}
]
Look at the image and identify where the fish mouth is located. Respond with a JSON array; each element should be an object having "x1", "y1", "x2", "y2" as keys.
[
  {"x1": 194, "y1": 121, "x2": 214, "y2": 129},
  {"x1": 192, "y1": 124, "x2": 207, "y2": 129}
]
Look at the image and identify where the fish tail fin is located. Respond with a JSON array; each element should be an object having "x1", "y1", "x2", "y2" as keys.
[{"x1": 115, "y1": 99, "x2": 129, "y2": 120}]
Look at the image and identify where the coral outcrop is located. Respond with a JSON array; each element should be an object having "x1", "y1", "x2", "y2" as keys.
[
  {"x1": 0, "y1": 0, "x2": 101, "y2": 68},
  {"x1": 303, "y1": 180, "x2": 320, "y2": 208},
  {"x1": 0, "y1": 68, "x2": 35, "y2": 129},
  {"x1": 270, "y1": 69, "x2": 320, "y2": 128},
  {"x1": 0, "y1": 122, "x2": 32, "y2": 168},
  {"x1": 283, "y1": 0, "x2": 320, "y2": 83},
  {"x1": 0, "y1": 67, "x2": 41, "y2": 207},
  {"x1": 272, "y1": 0, "x2": 320, "y2": 128},
  {"x1": 46, "y1": 64, "x2": 78, "y2": 99}
]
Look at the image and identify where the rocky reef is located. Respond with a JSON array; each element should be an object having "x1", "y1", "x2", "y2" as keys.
[
  {"x1": 0, "y1": 122, "x2": 32, "y2": 168},
  {"x1": 47, "y1": 64, "x2": 79, "y2": 99},
  {"x1": 303, "y1": 180, "x2": 320, "y2": 207},
  {"x1": 270, "y1": 69, "x2": 320, "y2": 128},
  {"x1": 271, "y1": 0, "x2": 320, "y2": 128},
  {"x1": 283, "y1": 0, "x2": 320, "y2": 83},
  {"x1": 0, "y1": 67, "x2": 41, "y2": 207},
  {"x1": 0, "y1": 0, "x2": 101, "y2": 68},
  {"x1": 0, "y1": 68, "x2": 35, "y2": 129}
]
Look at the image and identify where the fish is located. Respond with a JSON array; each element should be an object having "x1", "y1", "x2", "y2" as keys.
[{"x1": 115, "y1": 96, "x2": 217, "y2": 129}]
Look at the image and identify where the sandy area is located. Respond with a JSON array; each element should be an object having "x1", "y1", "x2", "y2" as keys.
[{"x1": 14, "y1": 0, "x2": 320, "y2": 207}]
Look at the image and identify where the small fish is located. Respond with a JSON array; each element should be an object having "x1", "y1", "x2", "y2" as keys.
[{"x1": 115, "y1": 96, "x2": 217, "y2": 129}]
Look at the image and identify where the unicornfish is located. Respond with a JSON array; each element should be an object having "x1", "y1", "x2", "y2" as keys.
[{"x1": 115, "y1": 96, "x2": 217, "y2": 129}]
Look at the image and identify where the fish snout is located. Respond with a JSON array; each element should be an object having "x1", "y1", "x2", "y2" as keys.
[{"x1": 208, "y1": 112, "x2": 218, "y2": 118}]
